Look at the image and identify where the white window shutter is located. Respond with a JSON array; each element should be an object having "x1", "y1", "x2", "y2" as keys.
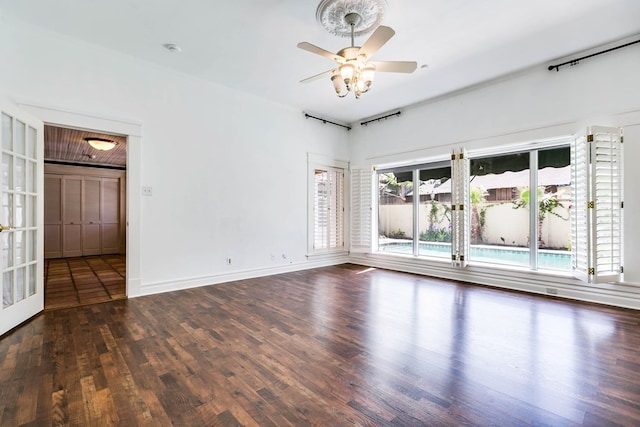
[
  {"x1": 571, "y1": 134, "x2": 590, "y2": 282},
  {"x1": 589, "y1": 126, "x2": 623, "y2": 283},
  {"x1": 313, "y1": 169, "x2": 329, "y2": 250},
  {"x1": 571, "y1": 126, "x2": 623, "y2": 283},
  {"x1": 329, "y1": 170, "x2": 345, "y2": 248},
  {"x1": 451, "y1": 148, "x2": 470, "y2": 267},
  {"x1": 313, "y1": 168, "x2": 344, "y2": 250},
  {"x1": 350, "y1": 168, "x2": 372, "y2": 253}
]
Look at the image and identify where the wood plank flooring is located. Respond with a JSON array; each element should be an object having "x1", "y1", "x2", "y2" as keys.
[
  {"x1": 44, "y1": 255, "x2": 126, "y2": 310},
  {"x1": 3, "y1": 264, "x2": 640, "y2": 425}
]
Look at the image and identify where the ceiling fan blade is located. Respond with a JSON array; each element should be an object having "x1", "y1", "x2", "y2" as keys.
[
  {"x1": 300, "y1": 69, "x2": 334, "y2": 83},
  {"x1": 297, "y1": 42, "x2": 343, "y2": 63},
  {"x1": 370, "y1": 61, "x2": 418, "y2": 73},
  {"x1": 358, "y1": 26, "x2": 395, "y2": 60}
]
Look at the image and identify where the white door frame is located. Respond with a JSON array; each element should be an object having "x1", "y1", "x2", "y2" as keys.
[{"x1": 18, "y1": 101, "x2": 142, "y2": 297}]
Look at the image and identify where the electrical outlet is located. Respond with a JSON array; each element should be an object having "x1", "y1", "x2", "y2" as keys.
[{"x1": 142, "y1": 186, "x2": 153, "y2": 197}]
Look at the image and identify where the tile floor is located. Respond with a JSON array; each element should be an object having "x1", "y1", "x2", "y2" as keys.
[{"x1": 44, "y1": 254, "x2": 126, "y2": 310}]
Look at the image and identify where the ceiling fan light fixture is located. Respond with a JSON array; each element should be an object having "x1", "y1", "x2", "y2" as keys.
[
  {"x1": 331, "y1": 72, "x2": 346, "y2": 96},
  {"x1": 85, "y1": 137, "x2": 117, "y2": 151},
  {"x1": 298, "y1": 0, "x2": 416, "y2": 100},
  {"x1": 361, "y1": 63, "x2": 376, "y2": 86},
  {"x1": 339, "y1": 62, "x2": 356, "y2": 87}
]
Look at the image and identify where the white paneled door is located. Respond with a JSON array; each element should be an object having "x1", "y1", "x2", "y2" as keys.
[{"x1": 0, "y1": 104, "x2": 43, "y2": 336}]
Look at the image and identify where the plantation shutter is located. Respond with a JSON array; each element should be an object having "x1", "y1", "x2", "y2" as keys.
[
  {"x1": 313, "y1": 168, "x2": 344, "y2": 250},
  {"x1": 571, "y1": 134, "x2": 590, "y2": 282},
  {"x1": 571, "y1": 126, "x2": 623, "y2": 283},
  {"x1": 451, "y1": 148, "x2": 470, "y2": 267},
  {"x1": 351, "y1": 168, "x2": 372, "y2": 253}
]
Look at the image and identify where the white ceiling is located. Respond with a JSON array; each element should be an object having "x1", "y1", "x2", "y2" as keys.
[{"x1": 2, "y1": 0, "x2": 639, "y2": 124}]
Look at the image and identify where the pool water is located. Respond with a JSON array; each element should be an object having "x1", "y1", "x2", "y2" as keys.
[{"x1": 380, "y1": 241, "x2": 571, "y2": 271}]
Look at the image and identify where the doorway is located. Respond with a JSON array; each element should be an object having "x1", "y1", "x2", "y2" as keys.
[{"x1": 43, "y1": 125, "x2": 127, "y2": 309}]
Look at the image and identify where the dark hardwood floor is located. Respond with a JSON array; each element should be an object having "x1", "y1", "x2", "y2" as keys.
[
  {"x1": 3, "y1": 264, "x2": 640, "y2": 425},
  {"x1": 45, "y1": 255, "x2": 126, "y2": 310}
]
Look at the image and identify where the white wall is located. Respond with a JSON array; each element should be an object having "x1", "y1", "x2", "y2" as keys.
[
  {"x1": 349, "y1": 39, "x2": 640, "y2": 308},
  {"x1": 0, "y1": 16, "x2": 350, "y2": 296}
]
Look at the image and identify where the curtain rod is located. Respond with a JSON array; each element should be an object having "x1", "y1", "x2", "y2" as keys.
[
  {"x1": 361, "y1": 111, "x2": 401, "y2": 126},
  {"x1": 548, "y1": 39, "x2": 640, "y2": 72},
  {"x1": 304, "y1": 113, "x2": 351, "y2": 130}
]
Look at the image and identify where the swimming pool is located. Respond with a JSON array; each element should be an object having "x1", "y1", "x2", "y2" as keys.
[{"x1": 379, "y1": 241, "x2": 572, "y2": 270}]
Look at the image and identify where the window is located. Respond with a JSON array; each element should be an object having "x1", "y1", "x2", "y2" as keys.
[
  {"x1": 467, "y1": 147, "x2": 571, "y2": 270},
  {"x1": 308, "y1": 154, "x2": 347, "y2": 254},
  {"x1": 377, "y1": 161, "x2": 451, "y2": 258},
  {"x1": 370, "y1": 126, "x2": 622, "y2": 282}
]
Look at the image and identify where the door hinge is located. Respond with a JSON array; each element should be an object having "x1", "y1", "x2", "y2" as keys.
[
  {"x1": 621, "y1": 201, "x2": 624, "y2": 209},
  {"x1": 587, "y1": 134, "x2": 594, "y2": 142},
  {"x1": 588, "y1": 267, "x2": 595, "y2": 275},
  {"x1": 621, "y1": 266, "x2": 624, "y2": 274},
  {"x1": 587, "y1": 201, "x2": 594, "y2": 209}
]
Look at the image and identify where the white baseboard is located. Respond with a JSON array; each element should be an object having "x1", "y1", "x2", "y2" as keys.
[
  {"x1": 349, "y1": 253, "x2": 640, "y2": 310},
  {"x1": 136, "y1": 255, "x2": 349, "y2": 297}
]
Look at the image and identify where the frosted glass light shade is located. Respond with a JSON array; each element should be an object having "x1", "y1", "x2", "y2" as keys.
[{"x1": 85, "y1": 138, "x2": 117, "y2": 151}]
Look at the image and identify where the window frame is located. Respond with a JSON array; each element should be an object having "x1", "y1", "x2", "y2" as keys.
[{"x1": 307, "y1": 153, "x2": 349, "y2": 257}]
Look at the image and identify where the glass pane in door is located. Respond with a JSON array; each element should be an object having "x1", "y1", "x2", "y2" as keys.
[
  {"x1": 3, "y1": 271, "x2": 12, "y2": 308},
  {"x1": 1, "y1": 114, "x2": 12, "y2": 151},
  {"x1": 1, "y1": 228, "x2": 12, "y2": 269},
  {"x1": 15, "y1": 120, "x2": 25, "y2": 156},
  {"x1": 2, "y1": 154, "x2": 12, "y2": 191},
  {"x1": 16, "y1": 266, "x2": 25, "y2": 302},
  {"x1": 16, "y1": 194, "x2": 25, "y2": 228},
  {"x1": 15, "y1": 230, "x2": 25, "y2": 265},
  {"x1": 29, "y1": 263, "x2": 36, "y2": 296},
  {"x1": 27, "y1": 126, "x2": 36, "y2": 160},
  {"x1": 16, "y1": 157, "x2": 25, "y2": 192}
]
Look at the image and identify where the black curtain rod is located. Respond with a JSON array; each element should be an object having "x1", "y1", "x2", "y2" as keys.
[
  {"x1": 548, "y1": 39, "x2": 640, "y2": 72},
  {"x1": 361, "y1": 111, "x2": 401, "y2": 126},
  {"x1": 304, "y1": 113, "x2": 351, "y2": 130}
]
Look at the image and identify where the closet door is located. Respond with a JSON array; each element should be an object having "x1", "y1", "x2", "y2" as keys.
[
  {"x1": 101, "y1": 178, "x2": 120, "y2": 254},
  {"x1": 82, "y1": 177, "x2": 101, "y2": 256},
  {"x1": 62, "y1": 176, "x2": 82, "y2": 257},
  {"x1": 44, "y1": 175, "x2": 62, "y2": 258}
]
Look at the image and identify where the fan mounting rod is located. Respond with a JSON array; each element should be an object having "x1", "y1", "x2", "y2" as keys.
[{"x1": 344, "y1": 13, "x2": 361, "y2": 47}]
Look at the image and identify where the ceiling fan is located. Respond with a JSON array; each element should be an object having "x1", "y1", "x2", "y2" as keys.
[{"x1": 297, "y1": 12, "x2": 417, "y2": 99}]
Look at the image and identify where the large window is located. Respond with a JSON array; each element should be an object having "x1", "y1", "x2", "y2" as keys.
[
  {"x1": 468, "y1": 147, "x2": 571, "y2": 270},
  {"x1": 371, "y1": 126, "x2": 621, "y2": 282}
]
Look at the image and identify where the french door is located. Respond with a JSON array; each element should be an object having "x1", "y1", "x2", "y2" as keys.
[{"x1": 0, "y1": 104, "x2": 43, "y2": 336}]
